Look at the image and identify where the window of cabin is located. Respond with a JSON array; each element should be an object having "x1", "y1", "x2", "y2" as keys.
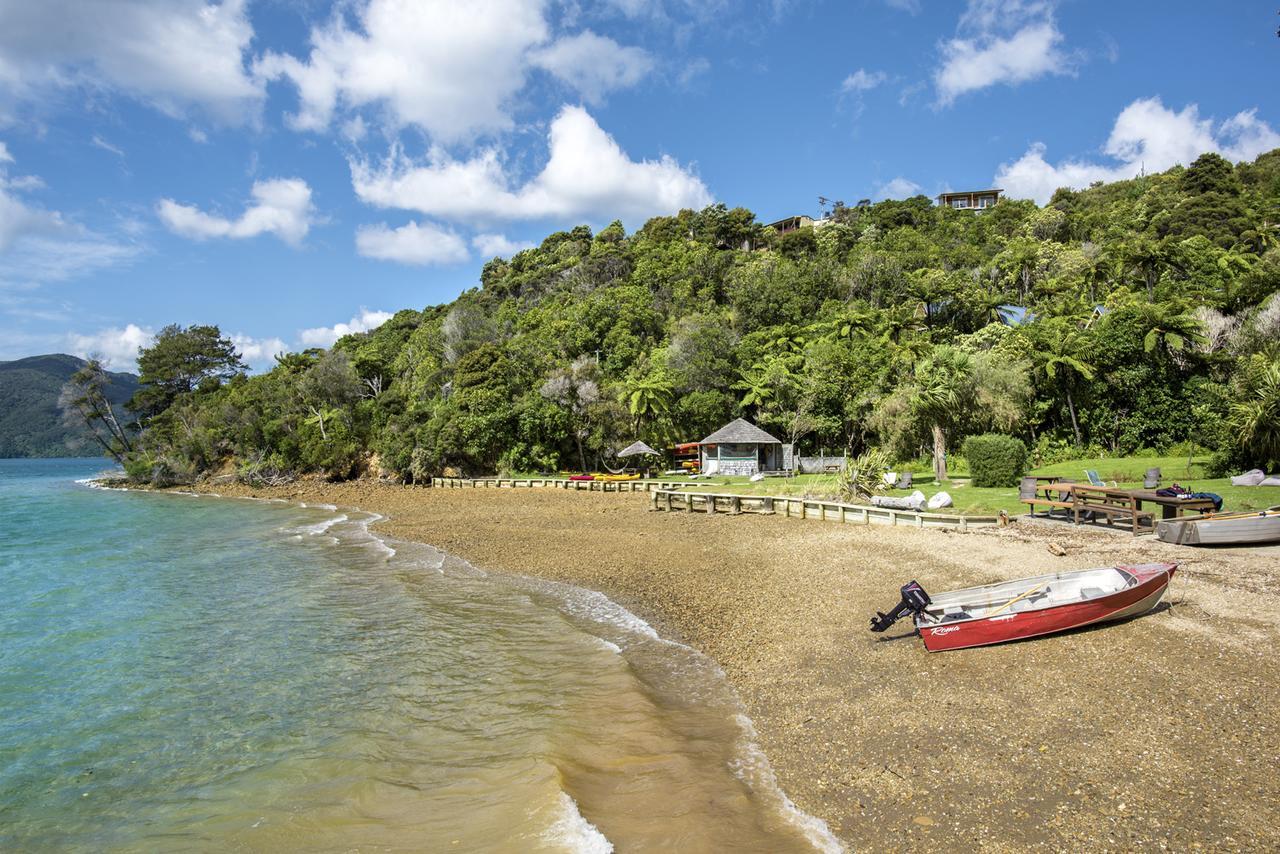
[{"x1": 951, "y1": 198, "x2": 969, "y2": 209}]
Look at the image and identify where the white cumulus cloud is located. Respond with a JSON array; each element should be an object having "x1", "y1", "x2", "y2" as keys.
[
  {"x1": 530, "y1": 30, "x2": 653, "y2": 104},
  {"x1": 230, "y1": 333, "x2": 288, "y2": 369},
  {"x1": 0, "y1": 0, "x2": 261, "y2": 124},
  {"x1": 841, "y1": 69, "x2": 887, "y2": 93},
  {"x1": 355, "y1": 221, "x2": 470, "y2": 266},
  {"x1": 299, "y1": 308, "x2": 394, "y2": 349},
  {"x1": 157, "y1": 178, "x2": 317, "y2": 246},
  {"x1": 996, "y1": 97, "x2": 1280, "y2": 204},
  {"x1": 934, "y1": 1, "x2": 1075, "y2": 105},
  {"x1": 67, "y1": 323, "x2": 155, "y2": 370},
  {"x1": 255, "y1": 0, "x2": 549, "y2": 142},
  {"x1": 473, "y1": 233, "x2": 535, "y2": 258},
  {"x1": 350, "y1": 105, "x2": 711, "y2": 225},
  {"x1": 875, "y1": 177, "x2": 923, "y2": 200}
]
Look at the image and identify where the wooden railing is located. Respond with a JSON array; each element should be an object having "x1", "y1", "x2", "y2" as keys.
[{"x1": 649, "y1": 489, "x2": 1002, "y2": 530}]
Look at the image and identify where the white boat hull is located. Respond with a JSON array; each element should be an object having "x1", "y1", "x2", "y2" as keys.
[{"x1": 1156, "y1": 512, "x2": 1280, "y2": 546}]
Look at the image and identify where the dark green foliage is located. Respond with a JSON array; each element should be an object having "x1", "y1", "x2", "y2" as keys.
[
  {"x1": 112, "y1": 147, "x2": 1280, "y2": 484},
  {"x1": 962, "y1": 434, "x2": 1029, "y2": 487},
  {"x1": 128, "y1": 324, "x2": 245, "y2": 421},
  {"x1": 0, "y1": 354, "x2": 138, "y2": 458}
]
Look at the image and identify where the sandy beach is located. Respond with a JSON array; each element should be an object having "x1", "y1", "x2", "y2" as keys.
[{"x1": 183, "y1": 479, "x2": 1280, "y2": 851}]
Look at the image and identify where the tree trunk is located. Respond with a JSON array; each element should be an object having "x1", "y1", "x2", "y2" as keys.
[
  {"x1": 101, "y1": 402, "x2": 132, "y2": 453},
  {"x1": 1066, "y1": 386, "x2": 1082, "y2": 447},
  {"x1": 932, "y1": 423, "x2": 947, "y2": 483},
  {"x1": 76, "y1": 402, "x2": 127, "y2": 465},
  {"x1": 575, "y1": 432, "x2": 587, "y2": 472},
  {"x1": 309, "y1": 406, "x2": 327, "y2": 441}
]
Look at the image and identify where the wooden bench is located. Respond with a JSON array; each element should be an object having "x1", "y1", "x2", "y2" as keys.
[
  {"x1": 1069, "y1": 485, "x2": 1155, "y2": 536},
  {"x1": 1021, "y1": 480, "x2": 1077, "y2": 519}
]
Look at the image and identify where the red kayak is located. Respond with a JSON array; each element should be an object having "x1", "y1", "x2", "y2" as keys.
[{"x1": 871, "y1": 563, "x2": 1176, "y2": 652}]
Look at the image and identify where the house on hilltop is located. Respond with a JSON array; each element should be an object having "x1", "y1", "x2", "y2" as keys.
[
  {"x1": 937, "y1": 188, "x2": 1002, "y2": 210},
  {"x1": 765, "y1": 215, "x2": 814, "y2": 235}
]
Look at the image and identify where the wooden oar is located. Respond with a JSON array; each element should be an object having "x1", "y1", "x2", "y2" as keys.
[
  {"x1": 988, "y1": 581, "x2": 1051, "y2": 617},
  {"x1": 1190, "y1": 507, "x2": 1278, "y2": 523}
]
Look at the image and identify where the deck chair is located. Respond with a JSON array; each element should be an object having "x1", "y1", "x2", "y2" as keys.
[
  {"x1": 895, "y1": 471, "x2": 913, "y2": 489},
  {"x1": 1143, "y1": 467, "x2": 1161, "y2": 489},
  {"x1": 1084, "y1": 469, "x2": 1116, "y2": 487}
]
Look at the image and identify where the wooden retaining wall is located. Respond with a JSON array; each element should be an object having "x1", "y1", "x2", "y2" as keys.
[
  {"x1": 428, "y1": 476, "x2": 703, "y2": 493},
  {"x1": 427, "y1": 477, "x2": 999, "y2": 530},
  {"x1": 649, "y1": 489, "x2": 1001, "y2": 530}
]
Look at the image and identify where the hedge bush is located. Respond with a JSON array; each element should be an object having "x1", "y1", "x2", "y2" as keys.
[{"x1": 962, "y1": 434, "x2": 1029, "y2": 487}]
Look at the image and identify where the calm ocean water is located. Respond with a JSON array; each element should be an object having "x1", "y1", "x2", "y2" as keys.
[{"x1": 0, "y1": 458, "x2": 839, "y2": 852}]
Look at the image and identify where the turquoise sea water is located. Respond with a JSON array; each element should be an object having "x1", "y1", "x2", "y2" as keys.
[{"x1": 0, "y1": 458, "x2": 838, "y2": 852}]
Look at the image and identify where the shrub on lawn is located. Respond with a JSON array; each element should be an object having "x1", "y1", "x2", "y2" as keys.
[{"x1": 962, "y1": 434, "x2": 1029, "y2": 487}]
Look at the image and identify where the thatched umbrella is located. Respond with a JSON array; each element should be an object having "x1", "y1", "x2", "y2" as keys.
[{"x1": 617, "y1": 440, "x2": 660, "y2": 458}]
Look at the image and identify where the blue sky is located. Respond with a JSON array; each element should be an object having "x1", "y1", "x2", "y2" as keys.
[{"x1": 1, "y1": 0, "x2": 1277, "y2": 369}]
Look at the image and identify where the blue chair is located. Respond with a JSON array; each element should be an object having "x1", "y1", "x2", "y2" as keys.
[{"x1": 1084, "y1": 469, "x2": 1116, "y2": 487}]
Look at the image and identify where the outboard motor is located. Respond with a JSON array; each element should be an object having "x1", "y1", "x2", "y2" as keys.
[{"x1": 870, "y1": 581, "x2": 931, "y2": 632}]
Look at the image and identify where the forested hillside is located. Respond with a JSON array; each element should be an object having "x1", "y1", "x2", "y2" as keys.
[
  {"x1": 0, "y1": 355, "x2": 139, "y2": 458},
  {"x1": 101, "y1": 150, "x2": 1280, "y2": 484}
]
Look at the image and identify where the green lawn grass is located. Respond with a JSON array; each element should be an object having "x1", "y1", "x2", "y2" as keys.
[{"x1": 631, "y1": 456, "x2": 1280, "y2": 518}]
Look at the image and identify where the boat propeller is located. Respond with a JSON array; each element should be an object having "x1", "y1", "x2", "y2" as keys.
[{"x1": 870, "y1": 581, "x2": 931, "y2": 633}]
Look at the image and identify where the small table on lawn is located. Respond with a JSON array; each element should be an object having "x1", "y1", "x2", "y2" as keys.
[{"x1": 1124, "y1": 489, "x2": 1218, "y2": 520}]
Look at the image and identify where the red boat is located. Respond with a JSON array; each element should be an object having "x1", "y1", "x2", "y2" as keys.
[{"x1": 870, "y1": 563, "x2": 1176, "y2": 652}]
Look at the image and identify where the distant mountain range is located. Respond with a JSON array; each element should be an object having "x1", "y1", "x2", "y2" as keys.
[{"x1": 0, "y1": 354, "x2": 139, "y2": 459}]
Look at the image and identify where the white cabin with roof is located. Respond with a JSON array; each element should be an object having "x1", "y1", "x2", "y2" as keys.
[{"x1": 698, "y1": 418, "x2": 784, "y2": 476}]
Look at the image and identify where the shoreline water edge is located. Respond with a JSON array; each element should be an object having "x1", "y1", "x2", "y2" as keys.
[
  {"x1": 81, "y1": 474, "x2": 841, "y2": 852},
  {"x1": 94, "y1": 474, "x2": 1280, "y2": 850}
]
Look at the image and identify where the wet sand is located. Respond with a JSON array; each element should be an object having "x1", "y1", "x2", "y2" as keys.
[{"x1": 182, "y1": 479, "x2": 1280, "y2": 851}]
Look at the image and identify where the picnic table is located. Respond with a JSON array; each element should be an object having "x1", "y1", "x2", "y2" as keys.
[
  {"x1": 1022, "y1": 482, "x2": 1215, "y2": 535},
  {"x1": 1124, "y1": 488, "x2": 1218, "y2": 520}
]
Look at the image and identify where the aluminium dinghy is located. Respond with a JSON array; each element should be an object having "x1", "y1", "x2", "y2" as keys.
[
  {"x1": 870, "y1": 563, "x2": 1176, "y2": 652},
  {"x1": 1156, "y1": 509, "x2": 1280, "y2": 546}
]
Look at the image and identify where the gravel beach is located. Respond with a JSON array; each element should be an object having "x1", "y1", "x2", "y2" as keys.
[{"x1": 184, "y1": 479, "x2": 1280, "y2": 851}]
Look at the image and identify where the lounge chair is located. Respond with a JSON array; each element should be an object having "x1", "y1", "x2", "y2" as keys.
[
  {"x1": 1084, "y1": 469, "x2": 1116, "y2": 487},
  {"x1": 1143, "y1": 467, "x2": 1161, "y2": 489}
]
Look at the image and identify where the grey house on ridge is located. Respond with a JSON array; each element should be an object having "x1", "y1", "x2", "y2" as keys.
[{"x1": 698, "y1": 418, "x2": 783, "y2": 476}]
